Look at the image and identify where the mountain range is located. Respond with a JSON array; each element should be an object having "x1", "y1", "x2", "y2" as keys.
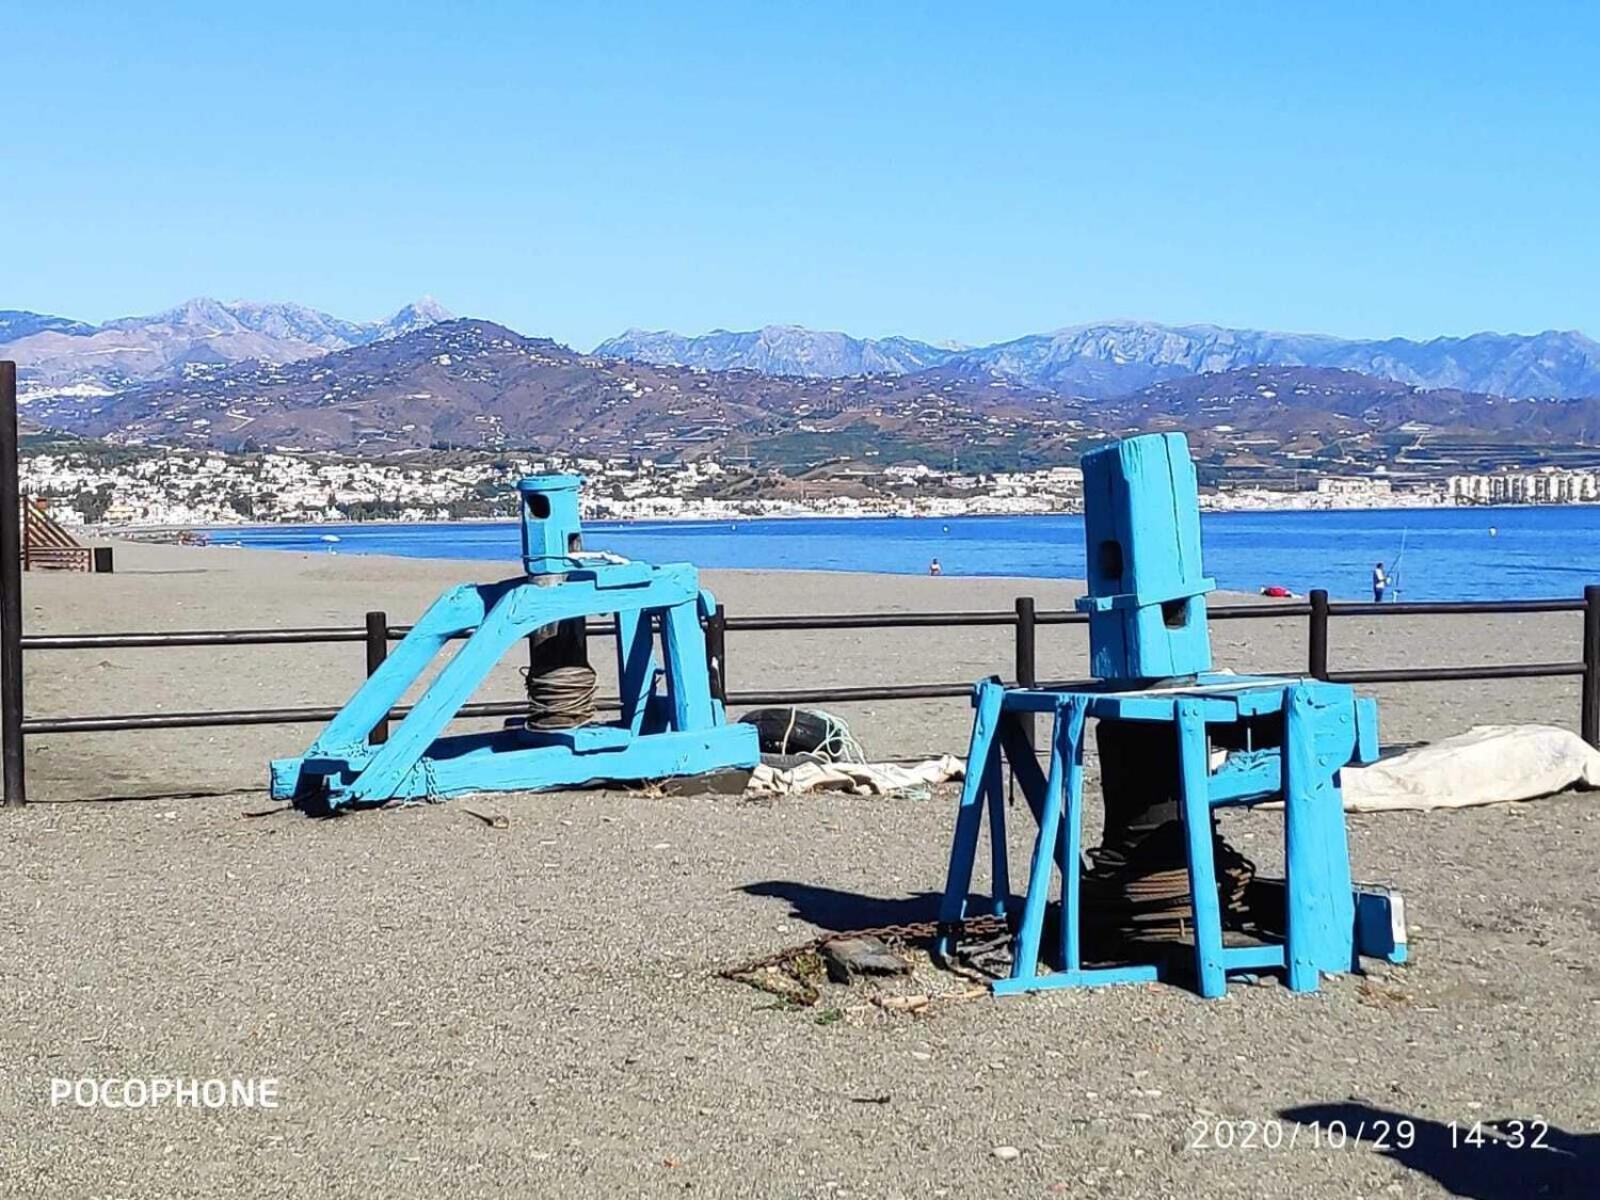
[
  {"x1": 10, "y1": 298, "x2": 1599, "y2": 407},
  {"x1": 596, "y1": 320, "x2": 1600, "y2": 400},
  {"x1": 27, "y1": 319, "x2": 1600, "y2": 486},
  {"x1": 594, "y1": 325, "x2": 962, "y2": 378},
  {"x1": 0, "y1": 297, "x2": 452, "y2": 401},
  {"x1": 8, "y1": 296, "x2": 1600, "y2": 479},
  {"x1": 26, "y1": 319, "x2": 1073, "y2": 461}
]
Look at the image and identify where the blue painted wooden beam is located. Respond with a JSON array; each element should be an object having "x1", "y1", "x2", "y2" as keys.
[
  {"x1": 935, "y1": 679, "x2": 1005, "y2": 950},
  {"x1": 1283, "y1": 685, "x2": 1357, "y2": 987}
]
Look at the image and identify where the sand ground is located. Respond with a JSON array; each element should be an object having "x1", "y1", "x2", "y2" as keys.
[{"x1": 1, "y1": 540, "x2": 1596, "y2": 1198}]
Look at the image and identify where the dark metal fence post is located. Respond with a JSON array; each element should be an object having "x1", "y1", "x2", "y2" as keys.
[
  {"x1": 365, "y1": 610, "x2": 390, "y2": 744},
  {"x1": 1583, "y1": 585, "x2": 1600, "y2": 748},
  {"x1": 1308, "y1": 588, "x2": 1330, "y2": 681},
  {"x1": 706, "y1": 603, "x2": 728, "y2": 703},
  {"x1": 0, "y1": 362, "x2": 25, "y2": 805},
  {"x1": 1015, "y1": 596, "x2": 1037, "y2": 750}
]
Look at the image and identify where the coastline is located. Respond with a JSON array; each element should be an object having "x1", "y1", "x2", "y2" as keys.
[
  {"x1": 104, "y1": 505, "x2": 1600, "y2": 605},
  {"x1": 103, "y1": 498, "x2": 1587, "y2": 539}
]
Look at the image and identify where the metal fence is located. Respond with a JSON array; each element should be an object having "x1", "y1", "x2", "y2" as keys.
[{"x1": 3, "y1": 586, "x2": 1598, "y2": 805}]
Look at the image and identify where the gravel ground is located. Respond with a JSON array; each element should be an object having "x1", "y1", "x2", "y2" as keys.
[{"x1": 2, "y1": 540, "x2": 1597, "y2": 1197}]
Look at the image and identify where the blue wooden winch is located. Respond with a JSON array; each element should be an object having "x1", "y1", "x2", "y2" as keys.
[
  {"x1": 937, "y1": 434, "x2": 1407, "y2": 997},
  {"x1": 270, "y1": 474, "x2": 759, "y2": 811}
]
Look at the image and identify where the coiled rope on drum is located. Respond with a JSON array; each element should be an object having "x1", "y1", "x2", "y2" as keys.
[{"x1": 522, "y1": 664, "x2": 598, "y2": 730}]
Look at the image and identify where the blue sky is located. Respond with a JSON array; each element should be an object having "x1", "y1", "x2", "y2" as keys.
[{"x1": 6, "y1": 2, "x2": 1598, "y2": 349}]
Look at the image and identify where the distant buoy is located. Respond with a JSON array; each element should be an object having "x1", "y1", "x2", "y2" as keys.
[
  {"x1": 1489, "y1": 527, "x2": 1498, "y2": 537},
  {"x1": 942, "y1": 525, "x2": 950, "y2": 533}
]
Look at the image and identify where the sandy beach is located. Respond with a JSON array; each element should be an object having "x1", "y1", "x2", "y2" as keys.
[{"x1": 2, "y1": 540, "x2": 1597, "y2": 1197}]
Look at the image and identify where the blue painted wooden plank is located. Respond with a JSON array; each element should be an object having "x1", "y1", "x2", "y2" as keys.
[
  {"x1": 373, "y1": 725, "x2": 760, "y2": 800},
  {"x1": 1086, "y1": 693, "x2": 1242, "y2": 723},
  {"x1": 1220, "y1": 944, "x2": 1287, "y2": 971},
  {"x1": 982, "y1": 740, "x2": 1010, "y2": 918},
  {"x1": 1283, "y1": 684, "x2": 1358, "y2": 990},
  {"x1": 1011, "y1": 701, "x2": 1070, "y2": 984},
  {"x1": 1355, "y1": 696, "x2": 1380, "y2": 764},
  {"x1": 935, "y1": 679, "x2": 1006, "y2": 951},
  {"x1": 307, "y1": 581, "x2": 499, "y2": 760},
  {"x1": 1001, "y1": 689, "x2": 1095, "y2": 713},
  {"x1": 1058, "y1": 697, "x2": 1088, "y2": 972},
  {"x1": 659, "y1": 599, "x2": 716, "y2": 731},
  {"x1": 1176, "y1": 698, "x2": 1227, "y2": 998},
  {"x1": 613, "y1": 607, "x2": 658, "y2": 737},
  {"x1": 1208, "y1": 750, "x2": 1282, "y2": 804},
  {"x1": 346, "y1": 586, "x2": 536, "y2": 803}
]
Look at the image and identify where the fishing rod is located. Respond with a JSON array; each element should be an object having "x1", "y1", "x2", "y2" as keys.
[{"x1": 1389, "y1": 527, "x2": 1409, "y2": 601}]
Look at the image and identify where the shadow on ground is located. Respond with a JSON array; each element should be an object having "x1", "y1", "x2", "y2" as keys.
[
  {"x1": 27, "y1": 787, "x2": 266, "y2": 806},
  {"x1": 1280, "y1": 1103, "x2": 1598, "y2": 1198},
  {"x1": 742, "y1": 881, "x2": 946, "y2": 932}
]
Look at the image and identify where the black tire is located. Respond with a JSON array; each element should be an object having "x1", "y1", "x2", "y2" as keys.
[{"x1": 738, "y1": 707, "x2": 833, "y2": 755}]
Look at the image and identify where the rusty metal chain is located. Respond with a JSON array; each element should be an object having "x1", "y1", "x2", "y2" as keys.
[{"x1": 718, "y1": 913, "x2": 1012, "y2": 979}]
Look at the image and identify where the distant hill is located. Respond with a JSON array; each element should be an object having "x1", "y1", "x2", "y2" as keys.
[
  {"x1": 28, "y1": 319, "x2": 1073, "y2": 464},
  {"x1": 1102, "y1": 364, "x2": 1600, "y2": 434},
  {"x1": 594, "y1": 325, "x2": 961, "y2": 378},
  {"x1": 1097, "y1": 365, "x2": 1600, "y2": 479},
  {"x1": 1, "y1": 296, "x2": 452, "y2": 402},
  {"x1": 599, "y1": 319, "x2": 1600, "y2": 400},
  {"x1": 0, "y1": 310, "x2": 94, "y2": 342},
  {"x1": 949, "y1": 321, "x2": 1600, "y2": 399}
]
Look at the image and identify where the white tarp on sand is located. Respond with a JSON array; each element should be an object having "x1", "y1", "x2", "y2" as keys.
[
  {"x1": 743, "y1": 726, "x2": 1600, "y2": 811},
  {"x1": 1340, "y1": 724, "x2": 1600, "y2": 812},
  {"x1": 746, "y1": 754, "x2": 966, "y2": 798}
]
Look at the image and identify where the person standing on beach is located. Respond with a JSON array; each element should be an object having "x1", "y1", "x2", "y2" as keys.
[
  {"x1": 929, "y1": 558, "x2": 942, "y2": 576},
  {"x1": 1372, "y1": 562, "x2": 1388, "y2": 603}
]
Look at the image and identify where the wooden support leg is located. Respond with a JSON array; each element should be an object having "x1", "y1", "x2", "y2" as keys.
[
  {"x1": 307, "y1": 582, "x2": 501, "y2": 758},
  {"x1": 659, "y1": 599, "x2": 715, "y2": 731},
  {"x1": 983, "y1": 740, "x2": 1010, "y2": 917},
  {"x1": 613, "y1": 608, "x2": 658, "y2": 736},
  {"x1": 1057, "y1": 698, "x2": 1088, "y2": 972},
  {"x1": 1176, "y1": 699, "x2": 1227, "y2": 998},
  {"x1": 936, "y1": 681, "x2": 1005, "y2": 953},
  {"x1": 1011, "y1": 699, "x2": 1073, "y2": 983},
  {"x1": 1284, "y1": 685, "x2": 1357, "y2": 990},
  {"x1": 347, "y1": 587, "x2": 534, "y2": 804}
]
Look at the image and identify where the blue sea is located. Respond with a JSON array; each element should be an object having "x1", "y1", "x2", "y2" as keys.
[{"x1": 222, "y1": 507, "x2": 1600, "y2": 603}]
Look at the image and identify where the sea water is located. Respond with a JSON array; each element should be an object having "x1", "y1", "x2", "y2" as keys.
[{"x1": 224, "y1": 506, "x2": 1600, "y2": 603}]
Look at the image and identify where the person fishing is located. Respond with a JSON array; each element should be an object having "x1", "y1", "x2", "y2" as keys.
[{"x1": 1372, "y1": 561, "x2": 1388, "y2": 603}]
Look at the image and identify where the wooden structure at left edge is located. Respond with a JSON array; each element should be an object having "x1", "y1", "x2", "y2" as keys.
[
  {"x1": 271, "y1": 475, "x2": 758, "y2": 811},
  {"x1": 24, "y1": 499, "x2": 107, "y2": 572},
  {"x1": 936, "y1": 433, "x2": 1407, "y2": 998}
]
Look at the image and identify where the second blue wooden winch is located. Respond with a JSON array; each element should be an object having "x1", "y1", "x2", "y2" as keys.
[
  {"x1": 270, "y1": 475, "x2": 759, "y2": 812},
  {"x1": 938, "y1": 433, "x2": 1407, "y2": 998}
]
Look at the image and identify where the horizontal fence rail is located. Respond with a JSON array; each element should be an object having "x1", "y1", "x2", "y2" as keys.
[{"x1": 4, "y1": 584, "x2": 1599, "y2": 808}]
